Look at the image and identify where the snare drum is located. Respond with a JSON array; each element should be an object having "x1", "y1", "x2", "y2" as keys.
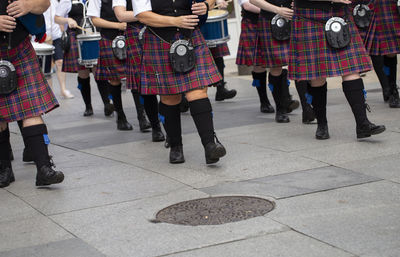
[
  {"x1": 76, "y1": 33, "x2": 101, "y2": 68},
  {"x1": 200, "y1": 10, "x2": 230, "y2": 47},
  {"x1": 32, "y1": 42, "x2": 55, "y2": 76}
]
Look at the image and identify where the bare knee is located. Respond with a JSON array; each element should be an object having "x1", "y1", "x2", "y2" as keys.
[
  {"x1": 22, "y1": 116, "x2": 44, "y2": 128},
  {"x1": 0, "y1": 122, "x2": 8, "y2": 131},
  {"x1": 78, "y1": 69, "x2": 90, "y2": 79},
  {"x1": 342, "y1": 73, "x2": 360, "y2": 82},
  {"x1": 109, "y1": 80, "x2": 120, "y2": 86},
  {"x1": 269, "y1": 67, "x2": 283, "y2": 76},
  {"x1": 253, "y1": 66, "x2": 266, "y2": 73},
  {"x1": 310, "y1": 78, "x2": 327, "y2": 87},
  {"x1": 185, "y1": 88, "x2": 208, "y2": 102},
  {"x1": 161, "y1": 95, "x2": 182, "y2": 105}
]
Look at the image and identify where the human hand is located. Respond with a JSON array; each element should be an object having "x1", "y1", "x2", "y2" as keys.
[
  {"x1": 0, "y1": 15, "x2": 16, "y2": 32},
  {"x1": 192, "y1": 2, "x2": 207, "y2": 16},
  {"x1": 7, "y1": 0, "x2": 31, "y2": 18},
  {"x1": 175, "y1": 15, "x2": 199, "y2": 29}
]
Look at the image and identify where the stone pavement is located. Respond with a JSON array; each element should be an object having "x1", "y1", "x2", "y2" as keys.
[{"x1": 1, "y1": 61, "x2": 400, "y2": 257}]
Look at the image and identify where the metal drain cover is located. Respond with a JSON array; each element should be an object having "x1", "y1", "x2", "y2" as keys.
[{"x1": 155, "y1": 196, "x2": 275, "y2": 226}]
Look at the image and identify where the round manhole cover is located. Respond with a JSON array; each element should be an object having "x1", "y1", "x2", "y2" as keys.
[{"x1": 155, "y1": 196, "x2": 275, "y2": 226}]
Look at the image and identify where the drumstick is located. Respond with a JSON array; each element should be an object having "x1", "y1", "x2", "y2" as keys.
[
  {"x1": 214, "y1": 0, "x2": 232, "y2": 9},
  {"x1": 76, "y1": 25, "x2": 91, "y2": 33}
]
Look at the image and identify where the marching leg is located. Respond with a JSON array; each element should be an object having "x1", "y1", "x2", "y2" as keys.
[
  {"x1": 131, "y1": 91, "x2": 151, "y2": 132},
  {"x1": 0, "y1": 125, "x2": 15, "y2": 188},
  {"x1": 307, "y1": 82, "x2": 329, "y2": 140},
  {"x1": 383, "y1": 55, "x2": 400, "y2": 108},
  {"x1": 109, "y1": 83, "x2": 133, "y2": 131},
  {"x1": 142, "y1": 95, "x2": 165, "y2": 142},
  {"x1": 370, "y1": 55, "x2": 391, "y2": 102},
  {"x1": 78, "y1": 76, "x2": 93, "y2": 116},
  {"x1": 269, "y1": 72, "x2": 289, "y2": 123},
  {"x1": 252, "y1": 71, "x2": 274, "y2": 113},
  {"x1": 295, "y1": 80, "x2": 315, "y2": 124}
]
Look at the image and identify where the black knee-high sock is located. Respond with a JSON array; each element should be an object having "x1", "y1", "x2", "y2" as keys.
[
  {"x1": 384, "y1": 55, "x2": 398, "y2": 88},
  {"x1": 95, "y1": 80, "x2": 111, "y2": 105},
  {"x1": 307, "y1": 83, "x2": 328, "y2": 125},
  {"x1": 269, "y1": 72, "x2": 283, "y2": 111},
  {"x1": 371, "y1": 55, "x2": 391, "y2": 97},
  {"x1": 214, "y1": 56, "x2": 224, "y2": 80},
  {"x1": 295, "y1": 80, "x2": 309, "y2": 110},
  {"x1": 189, "y1": 98, "x2": 215, "y2": 147},
  {"x1": 78, "y1": 77, "x2": 91, "y2": 107},
  {"x1": 17, "y1": 120, "x2": 28, "y2": 148},
  {"x1": 131, "y1": 91, "x2": 145, "y2": 117},
  {"x1": 142, "y1": 95, "x2": 160, "y2": 128},
  {"x1": 159, "y1": 102, "x2": 182, "y2": 147},
  {"x1": 0, "y1": 128, "x2": 11, "y2": 167},
  {"x1": 252, "y1": 71, "x2": 270, "y2": 105},
  {"x1": 342, "y1": 79, "x2": 368, "y2": 127},
  {"x1": 109, "y1": 83, "x2": 123, "y2": 113},
  {"x1": 22, "y1": 124, "x2": 50, "y2": 169}
]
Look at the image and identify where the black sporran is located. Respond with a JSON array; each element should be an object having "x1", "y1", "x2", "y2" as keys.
[
  {"x1": 112, "y1": 35, "x2": 127, "y2": 60},
  {"x1": 325, "y1": 17, "x2": 351, "y2": 49},
  {"x1": 169, "y1": 39, "x2": 196, "y2": 73},
  {"x1": 0, "y1": 60, "x2": 17, "y2": 95},
  {"x1": 353, "y1": 4, "x2": 372, "y2": 29},
  {"x1": 271, "y1": 14, "x2": 291, "y2": 41},
  {"x1": 61, "y1": 31, "x2": 71, "y2": 53}
]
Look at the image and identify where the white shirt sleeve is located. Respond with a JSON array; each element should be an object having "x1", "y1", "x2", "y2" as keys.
[
  {"x1": 132, "y1": 0, "x2": 152, "y2": 16},
  {"x1": 238, "y1": 0, "x2": 249, "y2": 6},
  {"x1": 55, "y1": 0, "x2": 72, "y2": 17},
  {"x1": 113, "y1": 0, "x2": 127, "y2": 8},
  {"x1": 87, "y1": 0, "x2": 102, "y2": 17}
]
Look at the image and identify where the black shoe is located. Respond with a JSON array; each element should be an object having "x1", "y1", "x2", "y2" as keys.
[
  {"x1": 215, "y1": 83, "x2": 237, "y2": 101},
  {"x1": 316, "y1": 123, "x2": 330, "y2": 140},
  {"x1": 283, "y1": 98, "x2": 300, "y2": 114},
  {"x1": 357, "y1": 121, "x2": 386, "y2": 139},
  {"x1": 275, "y1": 111, "x2": 290, "y2": 123},
  {"x1": 205, "y1": 141, "x2": 226, "y2": 164},
  {"x1": 83, "y1": 106, "x2": 93, "y2": 117},
  {"x1": 152, "y1": 124, "x2": 165, "y2": 142},
  {"x1": 164, "y1": 136, "x2": 170, "y2": 148},
  {"x1": 117, "y1": 117, "x2": 133, "y2": 131},
  {"x1": 36, "y1": 164, "x2": 64, "y2": 187},
  {"x1": 302, "y1": 105, "x2": 315, "y2": 124},
  {"x1": 169, "y1": 145, "x2": 185, "y2": 164},
  {"x1": 260, "y1": 102, "x2": 275, "y2": 113},
  {"x1": 22, "y1": 147, "x2": 34, "y2": 162},
  {"x1": 104, "y1": 103, "x2": 114, "y2": 117},
  {"x1": 0, "y1": 165, "x2": 15, "y2": 188},
  {"x1": 388, "y1": 88, "x2": 400, "y2": 108},
  {"x1": 179, "y1": 97, "x2": 190, "y2": 113},
  {"x1": 138, "y1": 110, "x2": 151, "y2": 132}
]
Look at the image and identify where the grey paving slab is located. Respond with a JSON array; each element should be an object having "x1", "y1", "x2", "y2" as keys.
[
  {"x1": 337, "y1": 153, "x2": 400, "y2": 183},
  {"x1": 0, "y1": 238, "x2": 105, "y2": 257},
  {"x1": 0, "y1": 191, "x2": 38, "y2": 223},
  {"x1": 200, "y1": 166, "x2": 380, "y2": 199},
  {"x1": 83, "y1": 135, "x2": 328, "y2": 188},
  {"x1": 50, "y1": 189, "x2": 288, "y2": 257},
  {"x1": 19, "y1": 169, "x2": 189, "y2": 215},
  {"x1": 293, "y1": 131, "x2": 400, "y2": 165},
  {"x1": 268, "y1": 181, "x2": 400, "y2": 256},
  {"x1": 166, "y1": 231, "x2": 354, "y2": 257},
  {"x1": 0, "y1": 215, "x2": 73, "y2": 252}
]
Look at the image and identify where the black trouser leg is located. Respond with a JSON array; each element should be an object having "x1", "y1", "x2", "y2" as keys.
[
  {"x1": 189, "y1": 98, "x2": 215, "y2": 147},
  {"x1": 21, "y1": 124, "x2": 50, "y2": 170},
  {"x1": 371, "y1": 55, "x2": 391, "y2": 101},
  {"x1": 78, "y1": 77, "x2": 92, "y2": 108},
  {"x1": 159, "y1": 102, "x2": 182, "y2": 147}
]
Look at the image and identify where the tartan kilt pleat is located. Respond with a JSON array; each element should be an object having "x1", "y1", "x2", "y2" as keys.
[
  {"x1": 0, "y1": 38, "x2": 59, "y2": 122},
  {"x1": 138, "y1": 28, "x2": 222, "y2": 95},
  {"x1": 125, "y1": 24, "x2": 142, "y2": 90},
  {"x1": 364, "y1": 0, "x2": 400, "y2": 56},
  {"x1": 254, "y1": 15, "x2": 289, "y2": 68},
  {"x1": 209, "y1": 43, "x2": 230, "y2": 58},
  {"x1": 62, "y1": 30, "x2": 87, "y2": 73},
  {"x1": 288, "y1": 7, "x2": 372, "y2": 81},
  {"x1": 95, "y1": 37, "x2": 125, "y2": 81},
  {"x1": 236, "y1": 18, "x2": 258, "y2": 66}
]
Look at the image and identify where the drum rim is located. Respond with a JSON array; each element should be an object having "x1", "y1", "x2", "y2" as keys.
[
  {"x1": 206, "y1": 10, "x2": 229, "y2": 21},
  {"x1": 76, "y1": 33, "x2": 102, "y2": 40},
  {"x1": 205, "y1": 35, "x2": 230, "y2": 47}
]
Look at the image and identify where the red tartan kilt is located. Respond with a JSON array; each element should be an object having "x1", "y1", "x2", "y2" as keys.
[
  {"x1": 254, "y1": 15, "x2": 289, "y2": 68},
  {"x1": 0, "y1": 38, "x2": 59, "y2": 122},
  {"x1": 364, "y1": 0, "x2": 400, "y2": 55},
  {"x1": 288, "y1": 7, "x2": 372, "y2": 81},
  {"x1": 209, "y1": 43, "x2": 230, "y2": 58},
  {"x1": 125, "y1": 24, "x2": 142, "y2": 90},
  {"x1": 236, "y1": 18, "x2": 258, "y2": 66},
  {"x1": 95, "y1": 37, "x2": 125, "y2": 81},
  {"x1": 138, "y1": 28, "x2": 222, "y2": 95},
  {"x1": 62, "y1": 30, "x2": 87, "y2": 73}
]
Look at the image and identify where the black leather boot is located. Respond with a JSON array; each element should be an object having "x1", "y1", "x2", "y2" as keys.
[
  {"x1": 36, "y1": 159, "x2": 64, "y2": 186},
  {"x1": 204, "y1": 134, "x2": 226, "y2": 164},
  {"x1": 342, "y1": 79, "x2": 386, "y2": 139},
  {"x1": 269, "y1": 72, "x2": 290, "y2": 123},
  {"x1": 0, "y1": 161, "x2": 14, "y2": 188},
  {"x1": 152, "y1": 123, "x2": 165, "y2": 142},
  {"x1": 308, "y1": 83, "x2": 330, "y2": 139},
  {"x1": 215, "y1": 81, "x2": 237, "y2": 101},
  {"x1": 252, "y1": 71, "x2": 274, "y2": 113},
  {"x1": 295, "y1": 80, "x2": 315, "y2": 124},
  {"x1": 117, "y1": 111, "x2": 133, "y2": 131},
  {"x1": 384, "y1": 56, "x2": 400, "y2": 108},
  {"x1": 371, "y1": 55, "x2": 391, "y2": 102},
  {"x1": 132, "y1": 92, "x2": 151, "y2": 132},
  {"x1": 169, "y1": 145, "x2": 185, "y2": 164}
]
